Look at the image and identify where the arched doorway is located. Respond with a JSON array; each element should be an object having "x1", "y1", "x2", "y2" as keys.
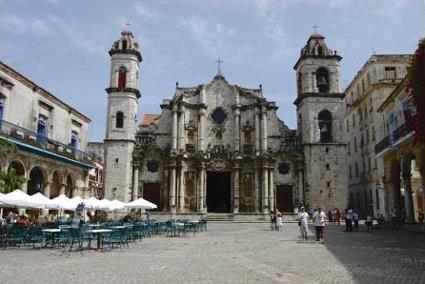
[
  {"x1": 50, "y1": 171, "x2": 62, "y2": 198},
  {"x1": 9, "y1": 160, "x2": 26, "y2": 177},
  {"x1": 28, "y1": 166, "x2": 46, "y2": 195},
  {"x1": 65, "y1": 175, "x2": 73, "y2": 197}
]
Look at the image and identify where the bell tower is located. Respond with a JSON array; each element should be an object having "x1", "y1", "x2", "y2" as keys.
[
  {"x1": 103, "y1": 27, "x2": 142, "y2": 202},
  {"x1": 294, "y1": 32, "x2": 348, "y2": 211}
]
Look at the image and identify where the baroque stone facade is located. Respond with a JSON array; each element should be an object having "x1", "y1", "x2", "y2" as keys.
[{"x1": 103, "y1": 30, "x2": 349, "y2": 215}]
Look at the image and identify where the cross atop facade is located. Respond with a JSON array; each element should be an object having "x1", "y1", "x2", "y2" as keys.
[
  {"x1": 215, "y1": 57, "x2": 223, "y2": 75},
  {"x1": 125, "y1": 23, "x2": 131, "y2": 32},
  {"x1": 313, "y1": 24, "x2": 318, "y2": 33}
]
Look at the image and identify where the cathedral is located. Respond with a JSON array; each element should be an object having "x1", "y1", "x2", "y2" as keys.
[{"x1": 103, "y1": 29, "x2": 348, "y2": 217}]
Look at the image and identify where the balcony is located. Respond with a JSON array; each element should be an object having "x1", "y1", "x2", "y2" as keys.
[
  {"x1": 374, "y1": 121, "x2": 413, "y2": 156},
  {"x1": 0, "y1": 119, "x2": 94, "y2": 167}
]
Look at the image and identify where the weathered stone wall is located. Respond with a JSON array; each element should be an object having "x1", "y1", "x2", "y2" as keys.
[{"x1": 304, "y1": 144, "x2": 348, "y2": 210}]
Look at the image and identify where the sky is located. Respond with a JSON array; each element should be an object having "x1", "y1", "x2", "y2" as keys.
[{"x1": 0, "y1": 0, "x2": 424, "y2": 142}]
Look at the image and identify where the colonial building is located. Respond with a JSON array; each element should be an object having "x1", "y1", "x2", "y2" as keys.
[
  {"x1": 0, "y1": 60, "x2": 94, "y2": 198},
  {"x1": 375, "y1": 77, "x2": 425, "y2": 222},
  {"x1": 343, "y1": 54, "x2": 411, "y2": 217},
  {"x1": 103, "y1": 29, "x2": 349, "y2": 217}
]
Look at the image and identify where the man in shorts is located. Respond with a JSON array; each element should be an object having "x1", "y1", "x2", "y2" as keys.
[
  {"x1": 313, "y1": 207, "x2": 326, "y2": 244},
  {"x1": 297, "y1": 207, "x2": 310, "y2": 240}
]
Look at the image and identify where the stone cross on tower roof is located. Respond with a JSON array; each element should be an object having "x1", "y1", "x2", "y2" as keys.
[{"x1": 215, "y1": 57, "x2": 223, "y2": 75}]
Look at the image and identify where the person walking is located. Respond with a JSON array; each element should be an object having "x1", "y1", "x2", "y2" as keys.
[
  {"x1": 276, "y1": 213, "x2": 283, "y2": 231},
  {"x1": 313, "y1": 208, "x2": 326, "y2": 244},
  {"x1": 365, "y1": 212, "x2": 373, "y2": 232},
  {"x1": 297, "y1": 207, "x2": 310, "y2": 240},
  {"x1": 336, "y1": 208, "x2": 341, "y2": 226}
]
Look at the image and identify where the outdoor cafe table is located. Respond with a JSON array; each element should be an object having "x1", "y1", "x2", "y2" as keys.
[
  {"x1": 87, "y1": 224, "x2": 101, "y2": 228},
  {"x1": 171, "y1": 222, "x2": 185, "y2": 237},
  {"x1": 109, "y1": 226, "x2": 125, "y2": 229},
  {"x1": 86, "y1": 229, "x2": 112, "y2": 250},
  {"x1": 42, "y1": 228, "x2": 61, "y2": 248}
]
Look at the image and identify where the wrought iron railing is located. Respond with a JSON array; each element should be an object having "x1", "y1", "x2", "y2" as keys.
[
  {"x1": 374, "y1": 121, "x2": 413, "y2": 155},
  {"x1": 374, "y1": 136, "x2": 391, "y2": 154},
  {"x1": 0, "y1": 119, "x2": 95, "y2": 164},
  {"x1": 392, "y1": 122, "x2": 412, "y2": 143}
]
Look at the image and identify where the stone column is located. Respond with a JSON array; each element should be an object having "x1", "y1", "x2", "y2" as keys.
[
  {"x1": 234, "y1": 108, "x2": 240, "y2": 152},
  {"x1": 233, "y1": 165, "x2": 240, "y2": 213},
  {"x1": 171, "y1": 104, "x2": 178, "y2": 150},
  {"x1": 20, "y1": 178, "x2": 28, "y2": 193},
  {"x1": 169, "y1": 165, "x2": 177, "y2": 213},
  {"x1": 83, "y1": 171, "x2": 90, "y2": 198},
  {"x1": 163, "y1": 169, "x2": 169, "y2": 211},
  {"x1": 132, "y1": 166, "x2": 139, "y2": 201},
  {"x1": 255, "y1": 107, "x2": 260, "y2": 154},
  {"x1": 261, "y1": 106, "x2": 268, "y2": 152},
  {"x1": 202, "y1": 168, "x2": 207, "y2": 211},
  {"x1": 262, "y1": 166, "x2": 269, "y2": 214},
  {"x1": 254, "y1": 167, "x2": 260, "y2": 213},
  {"x1": 199, "y1": 108, "x2": 206, "y2": 152},
  {"x1": 59, "y1": 184, "x2": 66, "y2": 195},
  {"x1": 179, "y1": 105, "x2": 186, "y2": 151},
  {"x1": 403, "y1": 173, "x2": 415, "y2": 223},
  {"x1": 43, "y1": 182, "x2": 51, "y2": 198},
  {"x1": 197, "y1": 165, "x2": 204, "y2": 212},
  {"x1": 268, "y1": 168, "x2": 274, "y2": 211},
  {"x1": 178, "y1": 164, "x2": 185, "y2": 212},
  {"x1": 298, "y1": 170, "x2": 304, "y2": 206}
]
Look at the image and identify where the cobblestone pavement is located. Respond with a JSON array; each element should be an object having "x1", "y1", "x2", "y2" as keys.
[{"x1": 1, "y1": 223, "x2": 425, "y2": 284}]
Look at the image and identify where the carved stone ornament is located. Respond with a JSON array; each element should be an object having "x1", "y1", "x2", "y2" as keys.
[
  {"x1": 211, "y1": 159, "x2": 226, "y2": 171},
  {"x1": 278, "y1": 163, "x2": 290, "y2": 175},
  {"x1": 211, "y1": 107, "x2": 227, "y2": 125},
  {"x1": 146, "y1": 160, "x2": 159, "y2": 173}
]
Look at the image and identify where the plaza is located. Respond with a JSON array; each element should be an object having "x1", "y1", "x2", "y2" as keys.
[{"x1": 1, "y1": 222, "x2": 425, "y2": 284}]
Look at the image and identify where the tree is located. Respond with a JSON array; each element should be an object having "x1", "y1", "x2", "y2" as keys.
[
  {"x1": 407, "y1": 38, "x2": 425, "y2": 142},
  {"x1": 0, "y1": 139, "x2": 18, "y2": 165},
  {"x1": 0, "y1": 167, "x2": 24, "y2": 193}
]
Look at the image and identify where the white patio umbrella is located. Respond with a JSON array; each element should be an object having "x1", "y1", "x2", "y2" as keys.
[
  {"x1": 110, "y1": 199, "x2": 126, "y2": 211},
  {"x1": 47, "y1": 194, "x2": 75, "y2": 211},
  {"x1": 124, "y1": 197, "x2": 157, "y2": 209},
  {"x1": 69, "y1": 196, "x2": 83, "y2": 211},
  {"x1": 29, "y1": 192, "x2": 55, "y2": 208},
  {"x1": 0, "y1": 189, "x2": 44, "y2": 208},
  {"x1": 82, "y1": 197, "x2": 103, "y2": 210}
]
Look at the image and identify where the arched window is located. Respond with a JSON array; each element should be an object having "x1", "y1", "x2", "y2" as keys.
[
  {"x1": 122, "y1": 40, "x2": 127, "y2": 50},
  {"x1": 118, "y1": 66, "x2": 127, "y2": 88},
  {"x1": 316, "y1": 67, "x2": 329, "y2": 93},
  {"x1": 318, "y1": 46, "x2": 323, "y2": 56},
  {"x1": 116, "y1": 111, "x2": 124, "y2": 128},
  {"x1": 318, "y1": 110, "x2": 332, "y2": 142}
]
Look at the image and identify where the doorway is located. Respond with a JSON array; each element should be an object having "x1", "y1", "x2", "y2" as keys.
[
  {"x1": 206, "y1": 172, "x2": 231, "y2": 213},
  {"x1": 143, "y1": 182, "x2": 161, "y2": 211},
  {"x1": 276, "y1": 185, "x2": 293, "y2": 212}
]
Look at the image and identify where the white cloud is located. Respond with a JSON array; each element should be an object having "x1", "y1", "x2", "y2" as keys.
[
  {"x1": 255, "y1": 0, "x2": 294, "y2": 61},
  {"x1": 0, "y1": 14, "x2": 54, "y2": 36},
  {"x1": 180, "y1": 17, "x2": 244, "y2": 60},
  {"x1": 134, "y1": 1, "x2": 161, "y2": 21}
]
